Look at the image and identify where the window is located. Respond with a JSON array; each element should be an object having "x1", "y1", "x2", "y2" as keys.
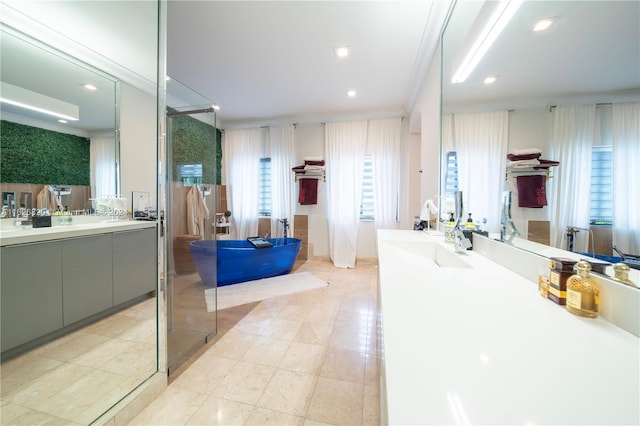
[
  {"x1": 590, "y1": 146, "x2": 613, "y2": 225},
  {"x1": 360, "y1": 153, "x2": 374, "y2": 220},
  {"x1": 444, "y1": 151, "x2": 459, "y2": 195},
  {"x1": 258, "y1": 158, "x2": 271, "y2": 216}
]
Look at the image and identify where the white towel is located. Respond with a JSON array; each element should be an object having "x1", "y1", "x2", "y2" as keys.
[
  {"x1": 510, "y1": 148, "x2": 542, "y2": 156},
  {"x1": 420, "y1": 199, "x2": 438, "y2": 221},
  {"x1": 509, "y1": 159, "x2": 540, "y2": 167},
  {"x1": 303, "y1": 156, "x2": 323, "y2": 162}
]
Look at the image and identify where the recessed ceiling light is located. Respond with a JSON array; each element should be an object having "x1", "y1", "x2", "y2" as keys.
[
  {"x1": 83, "y1": 83, "x2": 97, "y2": 91},
  {"x1": 347, "y1": 89, "x2": 356, "y2": 97},
  {"x1": 533, "y1": 18, "x2": 553, "y2": 32},
  {"x1": 484, "y1": 76, "x2": 497, "y2": 85},
  {"x1": 165, "y1": 76, "x2": 171, "y2": 81},
  {"x1": 335, "y1": 45, "x2": 350, "y2": 58},
  {"x1": 212, "y1": 104, "x2": 220, "y2": 111},
  {"x1": 58, "y1": 119, "x2": 68, "y2": 124}
]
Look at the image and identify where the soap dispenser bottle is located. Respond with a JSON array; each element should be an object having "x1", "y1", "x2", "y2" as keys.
[
  {"x1": 465, "y1": 213, "x2": 474, "y2": 230},
  {"x1": 566, "y1": 261, "x2": 599, "y2": 318}
]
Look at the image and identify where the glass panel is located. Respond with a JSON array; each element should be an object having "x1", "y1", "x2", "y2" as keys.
[
  {"x1": 0, "y1": 19, "x2": 158, "y2": 425},
  {"x1": 166, "y1": 77, "x2": 218, "y2": 375}
]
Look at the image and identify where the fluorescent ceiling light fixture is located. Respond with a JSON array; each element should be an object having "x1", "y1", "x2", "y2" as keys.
[
  {"x1": 533, "y1": 18, "x2": 553, "y2": 32},
  {"x1": 83, "y1": 83, "x2": 97, "y2": 91},
  {"x1": 347, "y1": 89, "x2": 356, "y2": 97},
  {"x1": 484, "y1": 76, "x2": 497, "y2": 84},
  {"x1": 335, "y1": 45, "x2": 350, "y2": 58},
  {"x1": 0, "y1": 81, "x2": 79, "y2": 121},
  {"x1": 452, "y1": 0, "x2": 523, "y2": 84}
]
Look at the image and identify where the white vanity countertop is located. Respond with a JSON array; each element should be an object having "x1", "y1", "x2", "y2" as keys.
[
  {"x1": 376, "y1": 229, "x2": 639, "y2": 426},
  {"x1": 0, "y1": 218, "x2": 157, "y2": 246}
]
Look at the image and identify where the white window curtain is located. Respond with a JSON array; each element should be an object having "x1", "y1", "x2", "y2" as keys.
[
  {"x1": 368, "y1": 117, "x2": 402, "y2": 229},
  {"x1": 90, "y1": 135, "x2": 116, "y2": 200},
  {"x1": 269, "y1": 124, "x2": 296, "y2": 238},
  {"x1": 325, "y1": 121, "x2": 368, "y2": 268},
  {"x1": 223, "y1": 128, "x2": 261, "y2": 239},
  {"x1": 453, "y1": 111, "x2": 509, "y2": 233},
  {"x1": 612, "y1": 102, "x2": 640, "y2": 254},
  {"x1": 549, "y1": 104, "x2": 596, "y2": 251}
]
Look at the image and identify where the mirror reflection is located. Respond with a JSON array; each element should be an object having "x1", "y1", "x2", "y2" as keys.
[
  {"x1": 0, "y1": 26, "x2": 157, "y2": 424},
  {"x1": 1, "y1": 27, "x2": 118, "y2": 215},
  {"x1": 441, "y1": 0, "x2": 640, "y2": 279}
]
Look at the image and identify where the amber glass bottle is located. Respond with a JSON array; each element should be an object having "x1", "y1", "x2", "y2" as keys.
[
  {"x1": 613, "y1": 263, "x2": 637, "y2": 288},
  {"x1": 566, "y1": 261, "x2": 599, "y2": 318}
]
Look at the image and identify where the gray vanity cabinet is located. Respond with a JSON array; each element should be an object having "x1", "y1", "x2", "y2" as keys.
[
  {"x1": 1, "y1": 241, "x2": 63, "y2": 351},
  {"x1": 62, "y1": 234, "x2": 113, "y2": 325},
  {"x1": 113, "y1": 227, "x2": 156, "y2": 305}
]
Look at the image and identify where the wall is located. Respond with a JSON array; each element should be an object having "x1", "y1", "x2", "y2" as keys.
[
  {"x1": 506, "y1": 107, "x2": 553, "y2": 236},
  {"x1": 119, "y1": 83, "x2": 158, "y2": 209},
  {"x1": 408, "y1": 44, "x2": 442, "y2": 216}
]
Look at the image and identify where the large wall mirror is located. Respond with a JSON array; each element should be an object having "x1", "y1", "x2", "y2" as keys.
[
  {"x1": 1, "y1": 26, "x2": 120, "y2": 211},
  {"x1": 441, "y1": 1, "x2": 640, "y2": 275},
  {"x1": 0, "y1": 25, "x2": 157, "y2": 424}
]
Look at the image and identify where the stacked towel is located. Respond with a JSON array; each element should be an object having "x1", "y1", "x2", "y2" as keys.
[{"x1": 292, "y1": 159, "x2": 324, "y2": 205}]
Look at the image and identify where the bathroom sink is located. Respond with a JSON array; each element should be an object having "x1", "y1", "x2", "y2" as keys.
[{"x1": 381, "y1": 240, "x2": 471, "y2": 268}]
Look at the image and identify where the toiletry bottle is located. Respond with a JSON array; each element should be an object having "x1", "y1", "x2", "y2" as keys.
[
  {"x1": 612, "y1": 263, "x2": 637, "y2": 288},
  {"x1": 445, "y1": 213, "x2": 455, "y2": 243},
  {"x1": 566, "y1": 261, "x2": 599, "y2": 318},
  {"x1": 466, "y1": 213, "x2": 474, "y2": 229}
]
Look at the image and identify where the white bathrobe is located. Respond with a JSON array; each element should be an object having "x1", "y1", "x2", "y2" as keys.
[
  {"x1": 36, "y1": 185, "x2": 62, "y2": 212},
  {"x1": 186, "y1": 184, "x2": 209, "y2": 236}
]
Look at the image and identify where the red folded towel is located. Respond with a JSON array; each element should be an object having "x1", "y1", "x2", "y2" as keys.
[
  {"x1": 507, "y1": 153, "x2": 541, "y2": 161},
  {"x1": 304, "y1": 160, "x2": 325, "y2": 166},
  {"x1": 298, "y1": 178, "x2": 318, "y2": 205},
  {"x1": 516, "y1": 175, "x2": 547, "y2": 208}
]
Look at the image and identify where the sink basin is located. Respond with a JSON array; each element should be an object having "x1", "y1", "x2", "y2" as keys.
[{"x1": 382, "y1": 240, "x2": 471, "y2": 268}]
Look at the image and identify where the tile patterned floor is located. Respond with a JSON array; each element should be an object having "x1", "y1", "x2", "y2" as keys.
[
  {"x1": 130, "y1": 259, "x2": 381, "y2": 426},
  {"x1": 0, "y1": 298, "x2": 157, "y2": 425}
]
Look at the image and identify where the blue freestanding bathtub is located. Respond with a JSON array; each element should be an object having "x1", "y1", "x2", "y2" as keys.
[{"x1": 189, "y1": 238, "x2": 302, "y2": 287}]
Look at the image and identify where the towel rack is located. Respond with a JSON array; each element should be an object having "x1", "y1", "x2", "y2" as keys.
[
  {"x1": 505, "y1": 165, "x2": 555, "y2": 180},
  {"x1": 293, "y1": 170, "x2": 326, "y2": 182}
]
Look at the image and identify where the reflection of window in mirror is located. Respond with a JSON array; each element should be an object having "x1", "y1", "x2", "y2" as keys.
[
  {"x1": 178, "y1": 163, "x2": 203, "y2": 187},
  {"x1": 359, "y1": 153, "x2": 374, "y2": 220},
  {"x1": 590, "y1": 146, "x2": 613, "y2": 225},
  {"x1": 444, "y1": 151, "x2": 459, "y2": 196}
]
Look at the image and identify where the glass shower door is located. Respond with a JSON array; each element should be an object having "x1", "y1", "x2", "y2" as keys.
[{"x1": 165, "y1": 77, "x2": 218, "y2": 375}]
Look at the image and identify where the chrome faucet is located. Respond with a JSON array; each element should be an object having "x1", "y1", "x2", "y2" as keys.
[{"x1": 453, "y1": 223, "x2": 472, "y2": 252}]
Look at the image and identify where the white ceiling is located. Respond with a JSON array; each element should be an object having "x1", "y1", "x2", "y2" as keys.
[
  {"x1": 166, "y1": 1, "x2": 446, "y2": 126},
  {"x1": 167, "y1": 0, "x2": 640, "y2": 126}
]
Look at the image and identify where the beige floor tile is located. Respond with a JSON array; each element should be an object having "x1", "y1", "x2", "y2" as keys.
[
  {"x1": 0, "y1": 355, "x2": 62, "y2": 400},
  {"x1": 170, "y1": 355, "x2": 237, "y2": 395},
  {"x1": 205, "y1": 329, "x2": 258, "y2": 360},
  {"x1": 306, "y1": 377, "x2": 364, "y2": 426},
  {"x1": 35, "y1": 368, "x2": 129, "y2": 421},
  {"x1": 259, "y1": 317, "x2": 303, "y2": 340},
  {"x1": 100, "y1": 341, "x2": 156, "y2": 375},
  {"x1": 72, "y1": 338, "x2": 136, "y2": 369},
  {"x1": 278, "y1": 341, "x2": 325, "y2": 375},
  {"x1": 185, "y1": 395, "x2": 253, "y2": 425},
  {"x1": 219, "y1": 361, "x2": 276, "y2": 405},
  {"x1": 319, "y1": 348, "x2": 366, "y2": 384},
  {"x1": 362, "y1": 384, "x2": 380, "y2": 426},
  {"x1": 0, "y1": 404, "x2": 78, "y2": 425},
  {"x1": 364, "y1": 353, "x2": 380, "y2": 388},
  {"x1": 127, "y1": 386, "x2": 208, "y2": 426},
  {"x1": 328, "y1": 324, "x2": 369, "y2": 353},
  {"x1": 8, "y1": 363, "x2": 93, "y2": 408},
  {"x1": 256, "y1": 369, "x2": 317, "y2": 417},
  {"x1": 30, "y1": 331, "x2": 112, "y2": 363},
  {"x1": 293, "y1": 322, "x2": 334, "y2": 346},
  {"x1": 242, "y1": 336, "x2": 291, "y2": 367},
  {"x1": 246, "y1": 406, "x2": 305, "y2": 425}
]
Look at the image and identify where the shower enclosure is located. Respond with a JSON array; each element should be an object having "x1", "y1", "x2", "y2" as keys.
[{"x1": 165, "y1": 78, "x2": 219, "y2": 375}]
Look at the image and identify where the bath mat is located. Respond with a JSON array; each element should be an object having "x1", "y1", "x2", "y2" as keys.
[{"x1": 205, "y1": 271, "x2": 328, "y2": 311}]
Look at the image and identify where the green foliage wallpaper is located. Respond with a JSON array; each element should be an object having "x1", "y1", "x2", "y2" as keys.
[
  {"x1": 0, "y1": 120, "x2": 90, "y2": 185},
  {"x1": 170, "y1": 111, "x2": 222, "y2": 184}
]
